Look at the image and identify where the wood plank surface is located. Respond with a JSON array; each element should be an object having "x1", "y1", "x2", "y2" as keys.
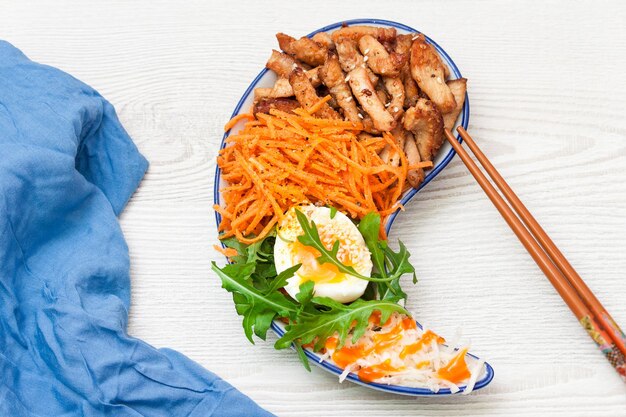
[{"x1": 2, "y1": 0, "x2": 625, "y2": 415}]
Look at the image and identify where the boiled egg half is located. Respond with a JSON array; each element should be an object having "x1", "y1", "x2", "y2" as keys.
[{"x1": 274, "y1": 205, "x2": 373, "y2": 303}]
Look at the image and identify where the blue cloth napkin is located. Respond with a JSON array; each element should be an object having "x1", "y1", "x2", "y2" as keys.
[{"x1": 0, "y1": 41, "x2": 274, "y2": 417}]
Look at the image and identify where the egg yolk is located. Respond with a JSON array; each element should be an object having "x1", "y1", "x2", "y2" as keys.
[{"x1": 290, "y1": 240, "x2": 350, "y2": 284}]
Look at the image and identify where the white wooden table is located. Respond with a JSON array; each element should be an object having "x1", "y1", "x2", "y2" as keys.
[{"x1": 3, "y1": 1, "x2": 626, "y2": 415}]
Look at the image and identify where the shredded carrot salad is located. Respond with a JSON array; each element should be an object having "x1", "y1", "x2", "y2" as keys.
[{"x1": 216, "y1": 97, "x2": 432, "y2": 243}]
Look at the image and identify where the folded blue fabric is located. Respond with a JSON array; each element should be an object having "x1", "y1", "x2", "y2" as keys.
[{"x1": 0, "y1": 41, "x2": 274, "y2": 417}]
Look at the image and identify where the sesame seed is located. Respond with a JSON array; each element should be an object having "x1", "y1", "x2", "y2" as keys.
[
  {"x1": 345, "y1": 75, "x2": 351, "y2": 82},
  {"x1": 384, "y1": 102, "x2": 391, "y2": 107},
  {"x1": 412, "y1": 34, "x2": 419, "y2": 40},
  {"x1": 292, "y1": 63, "x2": 298, "y2": 69},
  {"x1": 436, "y1": 77, "x2": 442, "y2": 84},
  {"x1": 363, "y1": 56, "x2": 369, "y2": 62},
  {"x1": 346, "y1": 96, "x2": 352, "y2": 102},
  {"x1": 364, "y1": 48, "x2": 370, "y2": 54},
  {"x1": 358, "y1": 113, "x2": 364, "y2": 119},
  {"x1": 393, "y1": 106, "x2": 399, "y2": 112}
]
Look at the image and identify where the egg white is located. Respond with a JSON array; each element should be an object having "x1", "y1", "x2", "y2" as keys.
[{"x1": 274, "y1": 206, "x2": 372, "y2": 303}]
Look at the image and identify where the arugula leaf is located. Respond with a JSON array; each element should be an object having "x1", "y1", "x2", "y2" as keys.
[
  {"x1": 357, "y1": 212, "x2": 386, "y2": 274},
  {"x1": 357, "y1": 213, "x2": 416, "y2": 302},
  {"x1": 222, "y1": 232, "x2": 281, "y2": 294},
  {"x1": 293, "y1": 341, "x2": 312, "y2": 372},
  {"x1": 275, "y1": 298, "x2": 408, "y2": 351},
  {"x1": 295, "y1": 280, "x2": 315, "y2": 305},
  {"x1": 265, "y1": 264, "x2": 301, "y2": 295},
  {"x1": 220, "y1": 237, "x2": 249, "y2": 264},
  {"x1": 222, "y1": 229, "x2": 276, "y2": 265},
  {"x1": 294, "y1": 209, "x2": 396, "y2": 283},
  {"x1": 211, "y1": 261, "x2": 301, "y2": 342}
]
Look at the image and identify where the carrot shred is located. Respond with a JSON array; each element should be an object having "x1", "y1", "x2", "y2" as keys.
[
  {"x1": 410, "y1": 161, "x2": 434, "y2": 169},
  {"x1": 217, "y1": 108, "x2": 430, "y2": 242},
  {"x1": 223, "y1": 113, "x2": 255, "y2": 132},
  {"x1": 306, "y1": 94, "x2": 333, "y2": 115},
  {"x1": 213, "y1": 245, "x2": 239, "y2": 258}
]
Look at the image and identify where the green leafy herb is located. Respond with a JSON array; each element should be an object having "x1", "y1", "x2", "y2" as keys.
[
  {"x1": 222, "y1": 228, "x2": 275, "y2": 265},
  {"x1": 358, "y1": 213, "x2": 417, "y2": 302},
  {"x1": 213, "y1": 210, "x2": 418, "y2": 371},
  {"x1": 222, "y1": 231, "x2": 279, "y2": 293},
  {"x1": 211, "y1": 261, "x2": 300, "y2": 342},
  {"x1": 276, "y1": 297, "x2": 408, "y2": 351},
  {"x1": 357, "y1": 213, "x2": 387, "y2": 274},
  {"x1": 293, "y1": 341, "x2": 311, "y2": 372},
  {"x1": 295, "y1": 280, "x2": 317, "y2": 315}
]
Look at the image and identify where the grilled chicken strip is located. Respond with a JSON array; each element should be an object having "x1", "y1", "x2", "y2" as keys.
[
  {"x1": 358, "y1": 35, "x2": 403, "y2": 77},
  {"x1": 335, "y1": 38, "x2": 379, "y2": 85},
  {"x1": 392, "y1": 34, "x2": 419, "y2": 108},
  {"x1": 347, "y1": 66, "x2": 395, "y2": 132},
  {"x1": 409, "y1": 34, "x2": 456, "y2": 113},
  {"x1": 395, "y1": 34, "x2": 413, "y2": 55},
  {"x1": 376, "y1": 82, "x2": 389, "y2": 105},
  {"x1": 401, "y1": 65, "x2": 419, "y2": 108},
  {"x1": 378, "y1": 144, "x2": 398, "y2": 166},
  {"x1": 392, "y1": 35, "x2": 411, "y2": 70},
  {"x1": 307, "y1": 66, "x2": 322, "y2": 86},
  {"x1": 442, "y1": 78, "x2": 467, "y2": 131},
  {"x1": 319, "y1": 51, "x2": 361, "y2": 123},
  {"x1": 266, "y1": 50, "x2": 300, "y2": 77},
  {"x1": 254, "y1": 78, "x2": 294, "y2": 99},
  {"x1": 253, "y1": 97, "x2": 300, "y2": 115},
  {"x1": 265, "y1": 50, "x2": 322, "y2": 84},
  {"x1": 311, "y1": 32, "x2": 334, "y2": 50},
  {"x1": 383, "y1": 76, "x2": 405, "y2": 121},
  {"x1": 331, "y1": 25, "x2": 396, "y2": 43},
  {"x1": 289, "y1": 67, "x2": 339, "y2": 119},
  {"x1": 403, "y1": 131, "x2": 425, "y2": 188},
  {"x1": 254, "y1": 70, "x2": 323, "y2": 100},
  {"x1": 402, "y1": 98, "x2": 444, "y2": 161},
  {"x1": 276, "y1": 33, "x2": 327, "y2": 67}
]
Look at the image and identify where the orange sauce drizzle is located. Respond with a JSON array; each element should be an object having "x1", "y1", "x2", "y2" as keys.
[
  {"x1": 372, "y1": 324, "x2": 404, "y2": 353},
  {"x1": 358, "y1": 359, "x2": 404, "y2": 382},
  {"x1": 323, "y1": 316, "x2": 464, "y2": 384},
  {"x1": 437, "y1": 348, "x2": 471, "y2": 384},
  {"x1": 399, "y1": 330, "x2": 445, "y2": 359}
]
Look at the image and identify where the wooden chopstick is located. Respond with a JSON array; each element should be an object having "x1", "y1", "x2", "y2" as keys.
[
  {"x1": 455, "y1": 127, "x2": 626, "y2": 357},
  {"x1": 443, "y1": 127, "x2": 626, "y2": 382}
]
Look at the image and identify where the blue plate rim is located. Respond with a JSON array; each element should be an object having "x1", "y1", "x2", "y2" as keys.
[{"x1": 213, "y1": 18, "x2": 488, "y2": 396}]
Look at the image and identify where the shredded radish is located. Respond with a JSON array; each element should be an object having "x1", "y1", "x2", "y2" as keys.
[
  {"x1": 462, "y1": 358, "x2": 485, "y2": 395},
  {"x1": 320, "y1": 312, "x2": 484, "y2": 392},
  {"x1": 339, "y1": 364, "x2": 355, "y2": 383}
]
